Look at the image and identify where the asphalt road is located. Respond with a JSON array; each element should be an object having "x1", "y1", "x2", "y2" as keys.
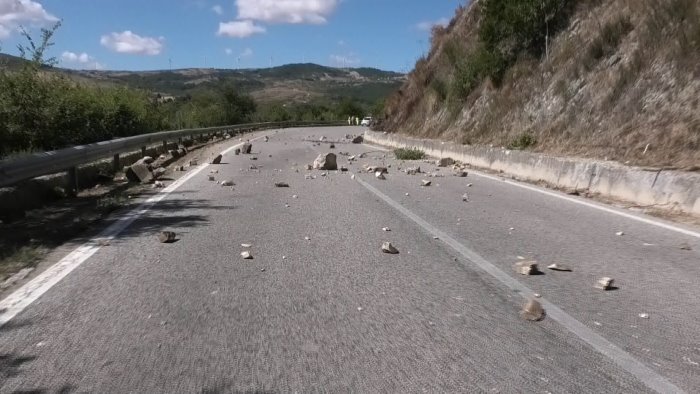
[{"x1": 1, "y1": 126, "x2": 699, "y2": 393}]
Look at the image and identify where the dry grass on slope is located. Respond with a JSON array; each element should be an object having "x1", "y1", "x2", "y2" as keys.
[{"x1": 380, "y1": 0, "x2": 700, "y2": 169}]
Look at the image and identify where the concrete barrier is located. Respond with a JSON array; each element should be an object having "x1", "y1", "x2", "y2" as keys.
[{"x1": 365, "y1": 130, "x2": 700, "y2": 216}]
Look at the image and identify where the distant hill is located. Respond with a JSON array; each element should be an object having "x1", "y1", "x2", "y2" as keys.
[{"x1": 0, "y1": 54, "x2": 405, "y2": 106}]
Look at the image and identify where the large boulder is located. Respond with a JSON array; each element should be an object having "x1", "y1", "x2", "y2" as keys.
[
  {"x1": 437, "y1": 157, "x2": 455, "y2": 167},
  {"x1": 211, "y1": 154, "x2": 223, "y2": 164},
  {"x1": 352, "y1": 135, "x2": 364, "y2": 144},
  {"x1": 241, "y1": 143, "x2": 253, "y2": 154},
  {"x1": 125, "y1": 163, "x2": 154, "y2": 183},
  {"x1": 313, "y1": 153, "x2": 337, "y2": 170}
]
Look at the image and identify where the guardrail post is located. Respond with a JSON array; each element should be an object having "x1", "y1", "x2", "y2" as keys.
[
  {"x1": 113, "y1": 154, "x2": 120, "y2": 173},
  {"x1": 67, "y1": 167, "x2": 78, "y2": 197}
]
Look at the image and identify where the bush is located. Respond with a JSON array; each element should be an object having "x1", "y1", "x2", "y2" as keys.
[
  {"x1": 394, "y1": 148, "x2": 426, "y2": 160},
  {"x1": 508, "y1": 133, "x2": 537, "y2": 150}
]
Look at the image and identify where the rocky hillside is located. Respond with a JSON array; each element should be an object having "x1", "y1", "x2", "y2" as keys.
[{"x1": 379, "y1": 0, "x2": 700, "y2": 169}]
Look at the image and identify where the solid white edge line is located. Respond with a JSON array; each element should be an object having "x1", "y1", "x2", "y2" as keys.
[
  {"x1": 363, "y1": 142, "x2": 700, "y2": 239},
  {"x1": 355, "y1": 177, "x2": 685, "y2": 394},
  {"x1": 0, "y1": 135, "x2": 267, "y2": 328}
]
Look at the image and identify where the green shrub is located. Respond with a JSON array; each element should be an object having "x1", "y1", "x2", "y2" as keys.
[
  {"x1": 394, "y1": 148, "x2": 426, "y2": 160},
  {"x1": 508, "y1": 133, "x2": 537, "y2": 150}
]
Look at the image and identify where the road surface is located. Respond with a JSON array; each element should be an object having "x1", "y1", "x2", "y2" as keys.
[{"x1": 1, "y1": 126, "x2": 699, "y2": 393}]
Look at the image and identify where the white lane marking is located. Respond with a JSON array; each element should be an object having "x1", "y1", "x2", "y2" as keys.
[
  {"x1": 363, "y1": 142, "x2": 700, "y2": 239},
  {"x1": 355, "y1": 177, "x2": 685, "y2": 394},
  {"x1": 0, "y1": 136, "x2": 267, "y2": 328}
]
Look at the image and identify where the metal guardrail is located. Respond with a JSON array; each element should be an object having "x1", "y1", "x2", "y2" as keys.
[{"x1": 0, "y1": 120, "x2": 344, "y2": 189}]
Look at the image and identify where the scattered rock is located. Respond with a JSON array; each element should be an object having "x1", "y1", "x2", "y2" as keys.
[
  {"x1": 240, "y1": 143, "x2": 253, "y2": 154},
  {"x1": 679, "y1": 243, "x2": 692, "y2": 251},
  {"x1": 319, "y1": 136, "x2": 326, "y2": 141},
  {"x1": 514, "y1": 261, "x2": 539, "y2": 275},
  {"x1": 304, "y1": 236, "x2": 311, "y2": 241},
  {"x1": 208, "y1": 175, "x2": 216, "y2": 181},
  {"x1": 250, "y1": 157, "x2": 258, "y2": 161},
  {"x1": 234, "y1": 148, "x2": 241, "y2": 155},
  {"x1": 352, "y1": 135, "x2": 364, "y2": 144},
  {"x1": 437, "y1": 157, "x2": 455, "y2": 167},
  {"x1": 153, "y1": 181, "x2": 165, "y2": 188},
  {"x1": 348, "y1": 155, "x2": 356, "y2": 161},
  {"x1": 547, "y1": 263, "x2": 572, "y2": 272},
  {"x1": 382, "y1": 227, "x2": 391, "y2": 232},
  {"x1": 453, "y1": 170, "x2": 468, "y2": 177},
  {"x1": 638, "y1": 313, "x2": 650, "y2": 319},
  {"x1": 350, "y1": 174, "x2": 356, "y2": 180},
  {"x1": 421, "y1": 180, "x2": 432, "y2": 187},
  {"x1": 275, "y1": 182, "x2": 290, "y2": 188},
  {"x1": 381, "y1": 242, "x2": 399, "y2": 254},
  {"x1": 221, "y1": 180, "x2": 235, "y2": 186},
  {"x1": 329, "y1": 144, "x2": 335, "y2": 149},
  {"x1": 264, "y1": 136, "x2": 269, "y2": 142},
  {"x1": 595, "y1": 277, "x2": 615, "y2": 290},
  {"x1": 375, "y1": 171, "x2": 386, "y2": 180},
  {"x1": 405, "y1": 167, "x2": 421, "y2": 175},
  {"x1": 241, "y1": 251, "x2": 253, "y2": 260},
  {"x1": 211, "y1": 154, "x2": 223, "y2": 164},
  {"x1": 189, "y1": 159, "x2": 198, "y2": 166},
  {"x1": 521, "y1": 299, "x2": 545, "y2": 321},
  {"x1": 153, "y1": 168, "x2": 167, "y2": 179},
  {"x1": 615, "y1": 231, "x2": 625, "y2": 236},
  {"x1": 125, "y1": 163, "x2": 154, "y2": 183},
  {"x1": 158, "y1": 231, "x2": 177, "y2": 243},
  {"x1": 340, "y1": 166, "x2": 348, "y2": 172},
  {"x1": 313, "y1": 153, "x2": 338, "y2": 170},
  {"x1": 467, "y1": 183, "x2": 473, "y2": 187},
  {"x1": 462, "y1": 193, "x2": 470, "y2": 202},
  {"x1": 241, "y1": 244, "x2": 252, "y2": 248},
  {"x1": 305, "y1": 164, "x2": 313, "y2": 170}
]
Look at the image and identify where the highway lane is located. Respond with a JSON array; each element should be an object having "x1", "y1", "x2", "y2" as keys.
[{"x1": 0, "y1": 126, "x2": 698, "y2": 393}]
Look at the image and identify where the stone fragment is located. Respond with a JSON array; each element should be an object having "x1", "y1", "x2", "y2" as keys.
[
  {"x1": 208, "y1": 175, "x2": 216, "y2": 181},
  {"x1": 241, "y1": 244, "x2": 252, "y2": 248},
  {"x1": 375, "y1": 171, "x2": 386, "y2": 180},
  {"x1": 264, "y1": 136, "x2": 269, "y2": 142},
  {"x1": 639, "y1": 313, "x2": 650, "y2": 319},
  {"x1": 189, "y1": 159, "x2": 198, "y2": 166},
  {"x1": 340, "y1": 166, "x2": 348, "y2": 172},
  {"x1": 595, "y1": 277, "x2": 615, "y2": 290},
  {"x1": 421, "y1": 180, "x2": 432, "y2": 187},
  {"x1": 352, "y1": 135, "x2": 364, "y2": 144},
  {"x1": 462, "y1": 193, "x2": 470, "y2": 202},
  {"x1": 521, "y1": 299, "x2": 546, "y2": 321},
  {"x1": 241, "y1": 251, "x2": 253, "y2": 259},
  {"x1": 350, "y1": 174, "x2": 356, "y2": 180},
  {"x1": 348, "y1": 155, "x2": 356, "y2": 161},
  {"x1": 615, "y1": 231, "x2": 625, "y2": 236},
  {"x1": 234, "y1": 148, "x2": 241, "y2": 155},
  {"x1": 381, "y1": 242, "x2": 399, "y2": 254},
  {"x1": 275, "y1": 182, "x2": 290, "y2": 188},
  {"x1": 153, "y1": 168, "x2": 166, "y2": 179},
  {"x1": 382, "y1": 227, "x2": 391, "y2": 232},
  {"x1": 437, "y1": 157, "x2": 455, "y2": 167},
  {"x1": 453, "y1": 170, "x2": 468, "y2": 177},
  {"x1": 305, "y1": 164, "x2": 313, "y2": 170},
  {"x1": 158, "y1": 231, "x2": 177, "y2": 243},
  {"x1": 680, "y1": 243, "x2": 692, "y2": 251},
  {"x1": 211, "y1": 154, "x2": 223, "y2": 164},
  {"x1": 313, "y1": 153, "x2": 338, "y2": 170},
  {"x1": 547, "y1": 263, "x2": 572, "y2": 272},
  {"x1": 406, "y1": 167, "x2": 421, "y2": 175},
  {"x1": 240, "y1": 143, "x2": 253, "y2": 154},
  {"x1": 514, "y1": 261, "x2": 539, "y2": 275},
  {"x1": 125, "y1": 163, "x2": 154, "y2": 183},
  {"x1": 221, "y1": 180, "x2": 234, "y2": 186},
  {"x1": 329, "y1": 144, "x2": 335, "y2": 149},
  {"x1": 153, "y1": 181, "x2": 165, "y2": 188}
]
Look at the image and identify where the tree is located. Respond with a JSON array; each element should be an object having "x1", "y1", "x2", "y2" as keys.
[{"x1": 17, "y1": 21, "x2": 62, "y2": 67}]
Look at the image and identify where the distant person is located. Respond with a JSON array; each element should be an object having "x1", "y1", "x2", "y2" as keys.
[{"x1": 347, "y1": 116, "x2": 352, "y2": 125}]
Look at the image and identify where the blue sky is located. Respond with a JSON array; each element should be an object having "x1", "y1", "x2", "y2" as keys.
[{"x1": 0, "y1": 0, "x2": 465, "y2": 72}]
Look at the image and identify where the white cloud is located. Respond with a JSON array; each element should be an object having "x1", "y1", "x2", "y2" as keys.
[
  {"x1": 224, "y1": 47, "x2": 233, "y2": 55},
  {"x1": 217, "y1": 19, "x2": 265, "y2": 38},
  {"x1": 100, "y1": 31, "x2": 164, "y2": 55},
  {"x1": 330, "y1": 53, "x2": 360, "y2": 67},
  {"x1": 61, "y1": 51, "x2": 105, "y2": 70},
  {"x1": 212, "y1": 4, "x2": 223, "y2": 15},
  {"x1": 240, "y1": 47, "x2": 253, "y2": 58},
  {"x1": 236, "y1": 0, "x2": 338, "y2": 24},
  {"x1": 0, "y1": 0, "x2": 58, "y2": 39},
  {"x1": 416, "y1": 17, "x2": 449, "y2": 32}
]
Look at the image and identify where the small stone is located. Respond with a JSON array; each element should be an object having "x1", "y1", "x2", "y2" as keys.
[
  {"x1": 521, "y1": 299, "x2": 546, "y2": 321},
  {"x1": 158, "y1": 231, "x2": 177, "y2": 243},
  {"x1": 260, "y1": 268, "x2": 266, "y2": 272},
  {"x1": 533, "y1": 293, "x2": 541, "y2": 298},
  {"x1": 221, "y1": 180, "x2": 234, "y2": 186},
  {"x1": 514, "y1": 261, "x2": 539, "y2": 275},
  {"x1": 211, "y1": 154, "x2": 223, "y2": 165},
  {"x1": 421, "y1": 180, "x2": 432, "y2": 187},
  {"x1": 616, "y1": 231, "x2": 625, "y2": 236},
  {"x1": 340, "y1": 166, "x2": 348, "y2": 172},
  {"x1": 153, "y1": 181, "x2": 165, "y2": 188},
  {"x1": 467, "y1": 183, "x2": 473, "y2": 187},
  {"x1": 381, "y1": 242, "x2": 399, "y2": 254},
  {"x1": 547, "y1": 263, "x2": 572, "y2": 272},
  {"x1": 351, "y1": 174, "x2": 356, "y2": 180},
  {"x1": 638, "y1": 313, "x2": 650, "y2": 319},
  {"x1": 241, "y1": 251, "x2": 253, "y2": 259},
  {"x1": 240, "y1": 142, "x2": 253, "y2": 154},
  {"x1": 375, "y1": 171, "x2": 386, "y2": 180},
  {"x1": 208, "y1": 175, "x2": 216, "y2": 181},
  {"x1": 329, "y1": 144, "x2": 335, "y2": 149},
  {"x1": 234, "y1": 148, "x2": 241, "y2": 155},
  {"x1": 453, "y1": 170, "x2": 468, "y2": 177},
  {"x1": 241, "y1": 244, "x2": 252, "y2": 248},
  {"x1": 313, "y1": 153, "x2": 338, "y2": 170},
  {"x1": 679, "y1": 243, "x2": 692, "y2": 251},
  {"x1": 189, "y1": 159, "x2": 198, "y2": 166},
  {"x1": 304, "y1": 236, "x2": 311, "y2": 241},
  {"x1": 264, "y1": 136, "x2": 269, "y2": 142},
  {"x1": 357, "y1": 307, "x2": 363, "y2": 311},
  {"x1": 305, "y1": 164, "x2": 313, "y2": 170},
  {"x1": 595, "y1": 277, "x2": 615, "y2": 290},
  {"x1": 405, "y1": 193, "x2": 410, "y2": 196},
  {"x1": 249, "y1": 165, "x2": 258, "y2": 170},
  {"x1": 292, "y1": 195, "x2": 298, "y2": 199},
  {"x1": 250, "y1": 157, "x2": 258, "y2": 161},
  {"x1": 382, "y1": 227, "x2": 391, "y2": 232},
  {"x1": 352, "y1": 135, "x2": 363, "y2": 144},
  {"x1": 462, "y1": 193, "x2": 470, "y2": 202},
  {"x1": 406, "y1": 167, "x2": 421, "y2": 175},
  {"x1": 437, "y1": 157, "x2": 455, "y2": 167},
  {"x1": 275, "y1": 182, "x2": 290, "y2": 188}
]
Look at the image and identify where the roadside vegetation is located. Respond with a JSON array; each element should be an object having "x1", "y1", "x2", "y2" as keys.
[
  {"x1": 0, "y1": 23, "x2": 375, "y2": 159},
  {"x1": 394, "y1": 148, "x2": 426, "y2": 160}
]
